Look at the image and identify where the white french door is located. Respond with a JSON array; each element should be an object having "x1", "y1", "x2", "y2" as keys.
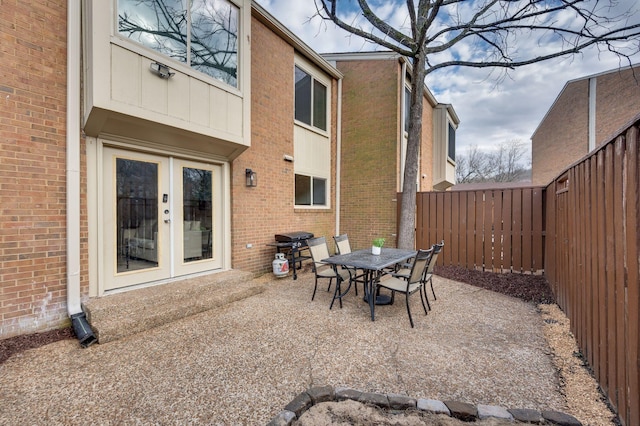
[{"x1": 102, "y1": 147, "x2": 223, "y2": 291}]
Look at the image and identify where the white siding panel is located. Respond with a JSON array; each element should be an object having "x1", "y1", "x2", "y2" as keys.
[
  {"x1": 140, "y1": 57, "x2": 169, "y2": 115},
  {"x1": 168, "y1": 74, "x2": 190, "y2": 122},
  {"x1": 190, "y1": 79, "x2": 210, "y2": 127},
  {"x1": 294, "y1": 126, "x2": 330, "y2": 178},
  {"x1": 210, "y1": 89, "x2": 229, "y2": 131},
  {"x1": 226, "y1": 94, "x2": 243, "y2": 135},
  {"x1": 111, "y1": 47, "x2": 140, "y2": 106}
]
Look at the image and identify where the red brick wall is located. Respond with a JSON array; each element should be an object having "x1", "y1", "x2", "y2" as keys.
[
  {"x1": 335, "y1": 59, "x2": 400, "y2": 250},
  {"x1": 0, "y1": 0, "x2": 72, "y2": 338},
  {"x1": 419, "y1": 96, "x2": 434, "y2": 191},
  {"x1": 532, "y1": 66, "x2": 640, "y2": 186},
  {"x1": 230, "y1": 17, "x2": 337, "y2": 273},
  {"x1": 532, "y1": 80, "x2": 589, "y2": 185},
  {"x1": 595, "y1": 67, "x2": 640, "y2": 144}
]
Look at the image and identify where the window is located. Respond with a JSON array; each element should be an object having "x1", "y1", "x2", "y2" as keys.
[
  {"x1": 117, "y1": 0, "x2": 239, "y2": 88},
  {"x1": 448, "y1": 122, "x2": 456, "y2": 161},
  {"x1": 295, "y1": 66, "x2": 327, "y2": 131},
  {"x1": 404, "y1": 86, "x2": 411, "y2": 133},
  {"x1": 295, "y1": 174, "x2": 327, "y2": 206}
]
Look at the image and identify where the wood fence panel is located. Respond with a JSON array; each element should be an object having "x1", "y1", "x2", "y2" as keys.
[
  {"x1": 416, "y1": 192, "x2": 428, "y2": 251},
  {"x1": 588, "y1": 155, "x2": 599, "y2": 374},
  {"x1": 624, "y1": 127, "x2": 639, "y2": 426},
  {"x1": 483, "y1": 191, "x2": 493, "y2": 270},
  {"x1": 545, "y1": 186, "x2": 556, "y2": 293},
  {"x1": 604, "y1": 143, "x2": 617, "y2": 401},
  {"x1": 596, "y1": 148, "x2": 608, "y2": 391},
  {"x1": 577, "y1": 162, "x2": 589, "y2": 363},
  {"x1": 458, "y1": 192, "x2": 468, "y2": 268},
  {"x1": 522, "y1": 188, "x2": 533, "y2": 272},
  {"x1": 475, "y1": 191, "x2": 484, "y2": 269},
  {"x1": 613, "y1": 137, "x2": 627, "y2": 418},
  {"x1": 436, "y1": 192, "x2": 445, "y2": 265},
  {"x1": 491, "y1": 190, "x2": 500, "y2": 271},
  {"x1": 465, "y1": 191, "x2": 476, "y2": 269},
  {"x1": 428, "y1": 192, "x2": 438, "y2": 248},
  {"x1": 451, "y1": 191, "x2": 460, "y2": 265},
  {"x1": 512, "y1": 190, "x2": 523, "y2": 272},
  {"x1": 532, "y1": 188, "x2": 544, "y2": 271},
  {"x1": 502, "y1": 190, "x2": 512, "y2": 272}
]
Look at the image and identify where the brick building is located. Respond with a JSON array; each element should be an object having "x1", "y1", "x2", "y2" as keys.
[
  {"x1": 0, "y1": 1, "x2": 456, "y2": 340},
  {"x1": 531, "y1": 64, "x2": 640, "y2": 185},
  {"x1": 323, "y1": 52, "x2": 459, "y2": 250}
]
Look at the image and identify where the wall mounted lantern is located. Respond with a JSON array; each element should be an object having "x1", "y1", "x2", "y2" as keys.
[
  {"x1": 245, "y1": 168, "x2": 257, "y2": 187},
  {"x1": 150, "y1": 61, "x2": 175, "y2": 79}
]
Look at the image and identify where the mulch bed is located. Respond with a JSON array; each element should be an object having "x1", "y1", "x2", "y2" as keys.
[
  {"x1": 1, "y1": 327, "x2": 75, "y2": 365},
  {"x1": 1, "y1": 267, "x2": 555, "y2": 365},
  {"x1": 435, "y1": 265, "x2": 556, "y2": 305}
]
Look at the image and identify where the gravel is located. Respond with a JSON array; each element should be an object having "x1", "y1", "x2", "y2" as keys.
[{"x1": 0, "y1": 268, "x2": 616, "y2": 425}]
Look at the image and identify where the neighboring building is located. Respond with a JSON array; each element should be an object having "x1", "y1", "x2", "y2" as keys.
[
  {"x1": 531, "y1": 64, "x2": 640, "y2": 185},
  {"x1": 0, "y1": 1, "x2": 457, "y2": 339},
  {"x1": 323, "y1": 52, "x2": 459, "y2": 249}
]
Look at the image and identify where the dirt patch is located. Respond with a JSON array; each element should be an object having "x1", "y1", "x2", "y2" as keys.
[{"x1": 296, "y1": 399, "x2": 515, "y2": 425}]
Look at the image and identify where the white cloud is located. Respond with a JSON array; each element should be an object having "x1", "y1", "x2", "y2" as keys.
[{"x1": 256, "y1": 0, "x2": 640, "y2": 155}]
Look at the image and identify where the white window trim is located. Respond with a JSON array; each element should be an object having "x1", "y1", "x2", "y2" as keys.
[
  {"x1": 293, "y1": 56, "x2": 332, "y2": 210},
  {"x1": 293, "y1": 58, "x2": 331, "y2": 137}
]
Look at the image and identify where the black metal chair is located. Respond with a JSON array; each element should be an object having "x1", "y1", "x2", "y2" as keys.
[
  {"x1": 306, "y1": 236, "x2": 352, "y2": 309},
  {"x1": 333, "y1": 234, "x2": 366, "y2": 295},
  {"x1": 377, "y1": 248, "x2": 433, "y2": 327}
]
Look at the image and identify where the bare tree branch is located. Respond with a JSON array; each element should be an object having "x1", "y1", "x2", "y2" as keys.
[{"x1": 314, "y1": 0, "x2": 640, "y2": 248}]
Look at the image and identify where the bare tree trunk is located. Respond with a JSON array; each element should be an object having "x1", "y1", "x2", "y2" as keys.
[{"x1": 397, "y1": 51, "x2": 427, "y2": 250}]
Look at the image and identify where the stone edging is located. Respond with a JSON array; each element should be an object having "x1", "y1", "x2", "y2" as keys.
[{"x1": 267, "y1": 386, "x2": 583, "y2": 425}]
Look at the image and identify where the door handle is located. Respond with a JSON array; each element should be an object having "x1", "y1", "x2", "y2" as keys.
[{"x1": 164, "y1": 219, "x2": 171, "y2": 223}]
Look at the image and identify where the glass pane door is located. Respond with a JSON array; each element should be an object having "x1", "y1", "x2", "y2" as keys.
[
  {"x1": 117, "y1": 158, "x2": 159, "y2": 272},
  {"x1": 102, "y1": 149, "x2": 223, "y2": 291},
  {"x1": 103, "y1": 148, "x2": 170, "y2": 291},
  {"x1": 174, "y1": 159, "x2": 223, "y2": 276},
  {"x1": 182, "y1": 167, "x2": 212, "y2": 263}
]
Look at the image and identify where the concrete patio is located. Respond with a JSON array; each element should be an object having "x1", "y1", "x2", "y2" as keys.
[{"x1": 1, "y1": 268, "x2": 587, "y2": 424}]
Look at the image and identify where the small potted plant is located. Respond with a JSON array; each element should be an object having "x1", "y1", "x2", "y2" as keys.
[{"x1": 371, "y1": 237, "x2": 385, "y2": 255}]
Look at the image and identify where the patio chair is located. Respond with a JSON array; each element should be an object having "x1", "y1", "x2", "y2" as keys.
[
  {"x1": 377, "y1": 248, "x2": 433, "y2": 328},
  {"x1": 424, "y1": 241, "x2": 444, "y2": 301},
  {"x1": 306, "y1": 236, "x2": 353, "y2": 310},
  {"x1": 333, "y1": 234, "x2": 366, "y2": 295}
]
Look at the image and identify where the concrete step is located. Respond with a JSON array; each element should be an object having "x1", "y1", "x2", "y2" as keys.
[{"x1": 83, "y1": 270, "x2": 263, "y2": 344}]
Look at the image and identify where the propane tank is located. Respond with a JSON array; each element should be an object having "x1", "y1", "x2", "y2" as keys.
[{"x1": 272, "y1": 253, "x2": 289, "y2": 278}]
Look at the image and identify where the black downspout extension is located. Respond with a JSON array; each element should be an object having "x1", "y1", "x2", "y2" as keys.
[{"x1": 70, "y1": 312, "x2": 97, "y2": 348}]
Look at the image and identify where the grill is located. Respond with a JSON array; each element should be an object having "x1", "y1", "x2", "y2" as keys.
[
  {"x1": 271, "y1": 231, "x2": 314, "y2": 280},
  {"x1": 275, "y1": 231, "x2": 314, "y2": 246}
]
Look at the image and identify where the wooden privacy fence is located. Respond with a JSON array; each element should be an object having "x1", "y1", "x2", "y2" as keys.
[
  {"x1": 544, "y1": 121, "x2": 639, "y2": 426},
  {"x1": 414, "y1": 187, "x2": 544, "y2": 273},
  {"x1": 408, "y1": 118, "x2": 639, "y2": 425}
]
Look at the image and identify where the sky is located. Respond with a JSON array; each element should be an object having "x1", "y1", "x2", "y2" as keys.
[{"x1": 256, "y1": 0, "x2": 640, "y2": 162}]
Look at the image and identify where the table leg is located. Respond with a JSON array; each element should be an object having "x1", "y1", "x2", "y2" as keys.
[{"x1": 365, "y1": 270, "x2": 375, "y2": 321}]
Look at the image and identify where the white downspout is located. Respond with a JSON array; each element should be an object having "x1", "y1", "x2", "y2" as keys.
[
  {"x1": 67, "y1": 0, "x2": 96, "y2": 347},
  {"x1": 335, "y1": 77, "x2": 343, "y2": 234}
]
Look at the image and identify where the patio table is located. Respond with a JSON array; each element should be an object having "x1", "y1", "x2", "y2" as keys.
[{"x1": 322, "y1": 247, "x2": 416, "y2": 321}]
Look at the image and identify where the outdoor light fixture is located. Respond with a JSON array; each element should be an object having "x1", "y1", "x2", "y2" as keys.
[
  {"x1": 245, "y1": 168, "x2": 257, "y2": 187},
  {"x1": 150, "y1": 61, "x2": 175, "y2": 79}
]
